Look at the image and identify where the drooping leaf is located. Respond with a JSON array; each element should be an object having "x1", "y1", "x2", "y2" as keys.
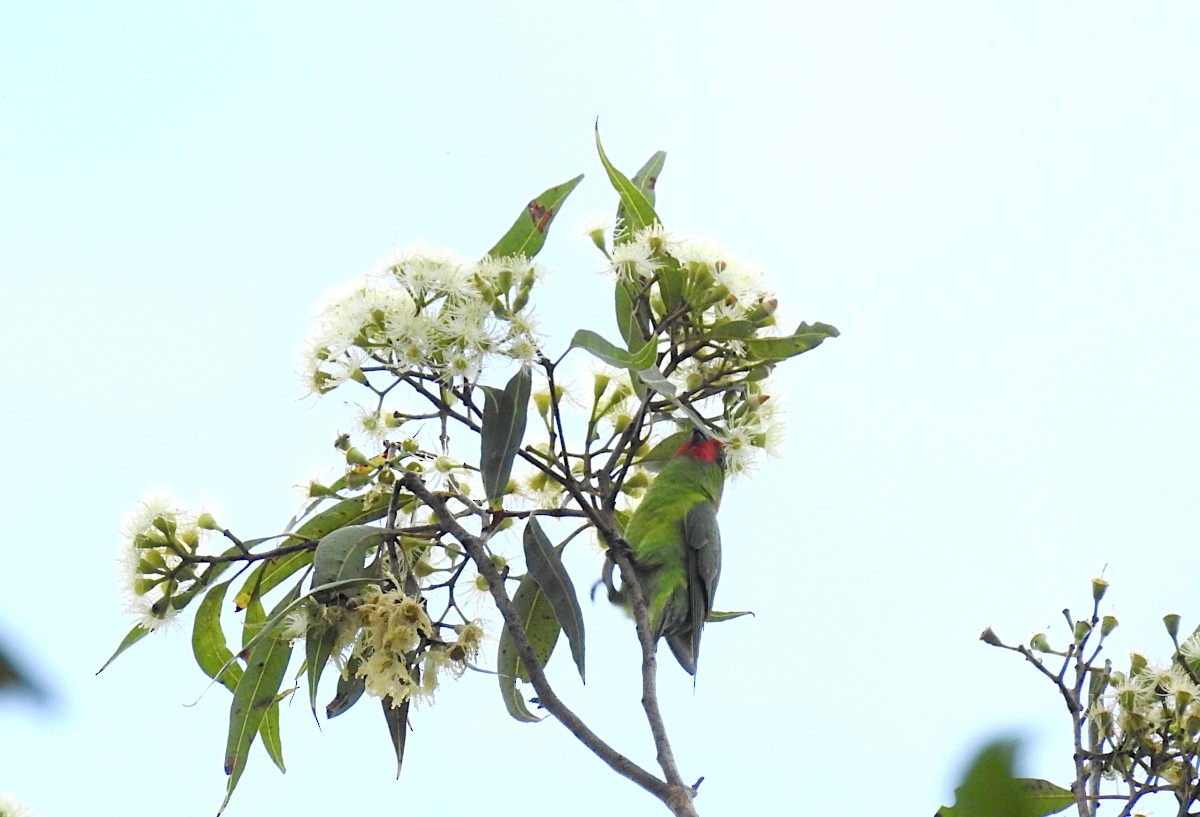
[
  {"x1": 595, "y1": 125, "x2": 659, "y2": 241},
  {"x1": 937, "y1": 741, "x2": 1074, "y2": 817},
  {"x1": 192, "y1": 581, "x2": 242, "y2": 693},
  {"x1": 219, "y1": 587, "x2": 299, "y2": 814},
  {"x1": 523, "y1": 518, "x2": 585, "y2": 682},
  {"x1": 259, "y1": 693, "x2": 288, "y2": 773},
  {"x1": 488, "y1": 175, "x2": 584, "y2": 259},
  {"x1": 196, "y1": 578, "x2": 370, "y2": 713},
  {"x1": 310, "y1": 525, "x2": 385, "y2": 601},
  {"x1": 242, "y1": 594, "x2": 266, "y2": 652},
  {"x1": 96, "y1": 625, "x2": 151, "y2": 674},
  {"x1": 497, "y1": 575, "x2": 561, "y2": 722},
  {"x1": 305, "y1": 621, "x2": 337, "y2": 722},
  {"x1": 382, "y1": 697, "x2": 411, "y2": 778},
  {"x1": 326, "y1": 656, "x2": 365, "y2": 719},
  {"x1": 480, "y1": 365, "x2": 532, "y2": 509},
  {"x1": 707, "y1": 610, "x2": 755, "y2": 623},
  {"x1": 744, "y1": 322, "x2": 840, "y2": 362},
  {"x1": 569, "y1": 329, "x2": 657, "y2": 371}
]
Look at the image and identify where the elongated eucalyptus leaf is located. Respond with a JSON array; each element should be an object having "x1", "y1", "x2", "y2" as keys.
[
  {"x1": 634, "y1": 365, "x2": 677, "y2": 397},
  {"x1": 235, "y1": 494, "x2": 391, "y2": 609},
  {"x1": 220, "y1": 586, "x2": 299, "y2": 814},
  {"x1": 96, "y1": 625, "x2": 151, "y2": 674},
  {"x1": 260, "y1": 694, "x2": 286, "y2": 773},
  {"x1": 523, "y1": 518, "x2": 585, "y2": 682},
  {"x1": 480, "y1": 365, "x2": 532, "y2": 508},
  {"x1": 569, "y1": 330, "x2": 657, "y2": 371},
  {"x1": 311, "y1": 525, "x2": 385, "y2": 600},
  {"x1": 488, "y1": 174, "x2": 584, "y2": 259},
  {"x1": 497, "y1": 575, "x2": 560, "y2": 722},
  {"x1": 615, "y1": 151, "x2": 666, "y2": 242},
  {"x1": 326, "y1": 656, "x2": 365, "y2": 719},
  {"x1": 744, "y1": 322, "x2": 840, "y2": 362},
  {"x1": 382, "y1": 697, "x2": 411, "y2": 778},
  {"x1": 614, "y1": 277, "x2": 652, "y2": 350},
  {"x1": 305, "y1": 622, "x2": 337, "y2": 722},
  {"x1": 199, "y1": 576, "x2": 372, "y2": 708},
  {"x1": 595, "y1": 125, "x2": 659, "y2": 240},
  {"x1": 192, "y1": 581, "x2": 242, "y2": 692}
]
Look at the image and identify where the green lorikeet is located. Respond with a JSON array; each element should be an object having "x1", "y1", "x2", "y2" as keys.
[{"x1": 611, "y1": 429, "x2": 726, "y2": 675}]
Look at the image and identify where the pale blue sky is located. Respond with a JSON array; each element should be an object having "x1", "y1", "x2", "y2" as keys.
[{"x1": 3, "y1": 3, "x2": 1199, "y2": 815}]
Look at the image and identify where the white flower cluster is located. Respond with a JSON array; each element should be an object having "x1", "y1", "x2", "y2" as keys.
[
  {"x1": 1089, "y1": 657, "x2": 1200, "y2": 759},
  {"x1": 594, "y1": 225, "x2": 789, "y2": 477},
  {"x1": 297, "y1": 586, "x2": 486, "y2": 708},
  {"x1": 302, "y1": 247, "x2": 544, "y2": 395},
  {"x1": 608, "y1": 224, "x2": 776, "y2": 325},
  {"x1": 118, "y1": 494, "x2": 213, "y2": 631}
]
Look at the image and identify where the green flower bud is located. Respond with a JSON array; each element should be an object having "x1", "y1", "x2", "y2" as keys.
[
  {"x1": 1091, "y1": 577, "x2": 1110, "y2": 603},
  {"x1": 196, "y1": 512, "x2": 220, "y2": 531},
  {"x1": 512, "y1": 283, "x2": 532, "y2": 313},
  {"x1": 1165, "y1": 614, "x2": 1182, "y2": 640},
  {"x1": 345, "y1": 447, "x2": 370, "y2": 467},
  {"x1": 1101, "y1": 615, "x2": 1119, "y2": 636},
  {"x1": 978, "y1": 627, "x2": 1003, "y2": 647},
  {"x1": 1130, "y1": 652, "x2": 1149, "y2": 675},
  {"x1": 592, "y1": 373, "x2": 611, "y2": 404},
  {"x1": 1030, "y1": 633, "x2": 1053, "y2": 653},
  {"x1": 533, "y1": 390, "x2": 552, "y2": 418},
  {"x1": 1073, "y1": 620, "x2": 1092, "y2": 644},
  {"x1": 586, "y1": 226, "x2": 607, "y2": 253},
  {"x1": 308, "y1": 480, "x2": 334, "y2": 498}
]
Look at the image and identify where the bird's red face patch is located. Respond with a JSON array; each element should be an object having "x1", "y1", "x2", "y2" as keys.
[{"x1": 678, "y1": 437, "x2": 724, "y2": 463}]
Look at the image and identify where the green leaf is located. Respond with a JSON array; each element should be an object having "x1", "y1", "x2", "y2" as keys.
[
  {"x1": 744, "y1": 321, "x2": 840, "y2": 362},
  {"x1": 259, "y1": 693, "x2": 287, "y2": 773},
  {"x1": 614, "y1": 277, "x2": 652, "y2": 351},
  {"x1": 305, "y1": 621, "x2": 337, "y2": 722},
  {"x1": 615, "y1": 151, "x2": 666, "y2": 241},
  {"x1": 523, "y1": 518, "x2": 585, "y2": 682},
  {"x1": 496, "y1": 575, "x2": 561, "y2": 722},
  {"x1": 629, "y1": 151, "x2": 666, "y2": 207},
  {"x1": 488, "y1": 174, "x2": 584, "y2": 259},
  {"x1": 569, "y1": 329, "x2": 657, "y2": 371},
  {"x1": 326, "y1": 656, "x2": 365, "y2": 719},
  {"x1": 381, "y1": 697, "x2": 411, "y2": 778},
  {"x1": 595, "y1": 125, "x2": 659, "y2": 241},
  {"x1": 634, "y1": 365, "x2": 677, "y2": 397},
  {"x1": 937, "y1": 741, "x2": 1074, "y2": 817},
  {"x1": 192, "y1": 581, "x2": 242, "y2": 693},
  {"x1": 96, "y1": 624, "x2": 151, "y2": 674},
  {"x1": 220, "y1": 587, "x2": 299, "y2": 814},
  {"x1": 480, "y1": 364, "x2": 532, "y2": 509},
  {"x1": 707, "y1": 610, "x2": 755, "y2": 623},
  {"x1": 311, "y1": 525, "x2": 385, "y2": 600},
  {"x1": 234, "y1": 494, "x2": 392, "y2": 610}
]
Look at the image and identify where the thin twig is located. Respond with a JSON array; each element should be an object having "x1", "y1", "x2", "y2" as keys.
[{"x1": 398, "y1": 471, "x2": 678, "y2": 809}]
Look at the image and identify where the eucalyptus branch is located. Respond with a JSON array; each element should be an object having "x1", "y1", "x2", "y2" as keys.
[{"x1": 397, "y1": 471, "x2": 683, "y2": 811}]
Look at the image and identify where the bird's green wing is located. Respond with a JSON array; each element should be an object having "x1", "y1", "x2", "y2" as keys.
[{"x1": 666, "y1": 501, "x2": 722, "y2": 674}]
